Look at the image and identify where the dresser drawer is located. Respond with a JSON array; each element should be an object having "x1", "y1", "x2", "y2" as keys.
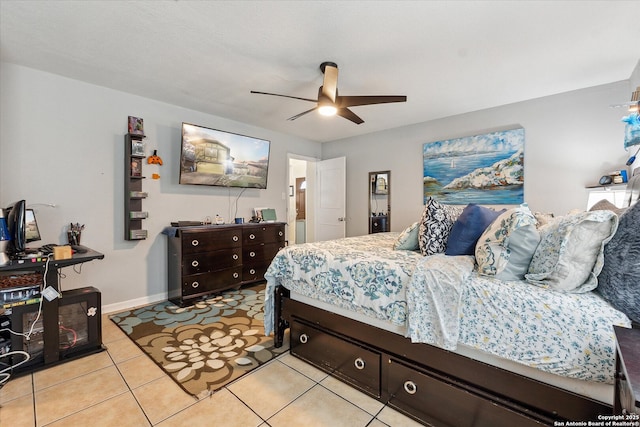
[
  {"x1": 291, "y1": 320, "x2": 380, "y2": 398},
  {"x1": 387, "y1": 358, "x2": 545, "y2": 427},
  {"x1": 182, "y1": 267, "x2": 242, "y2": 297},
  {"x1": 182, "y1": 247, "x2": 242, "y2": 275},
  {"x1": 243, "y1": 242, "x2": 283, "y2": 266},
  {"x1": 243, "y1": 225, "x2": 285, "y2": 246},
  {"x1": 181, "y1": 229, "x2": 242, "y2": 253}
]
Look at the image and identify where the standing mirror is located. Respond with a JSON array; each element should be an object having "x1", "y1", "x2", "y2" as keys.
[{"x1": 369, "y1": 171, "x2": 390, "y2": 233}]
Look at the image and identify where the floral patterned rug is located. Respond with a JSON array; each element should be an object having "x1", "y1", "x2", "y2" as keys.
[{"x1": 109, "y1": 283, "x2": 289, "y2": 399}]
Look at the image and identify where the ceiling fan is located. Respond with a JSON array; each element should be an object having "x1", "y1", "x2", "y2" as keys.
[{"x1": 251, "y1": 62, "x2": 407, "y2": 124}]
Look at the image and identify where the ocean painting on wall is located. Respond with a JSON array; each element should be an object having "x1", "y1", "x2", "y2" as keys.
[{"x1": 423, "y1": 128, "x2": 524, "y2": 204}]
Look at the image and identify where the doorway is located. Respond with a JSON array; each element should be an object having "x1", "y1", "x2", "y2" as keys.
[
  {"x1": 288, "y1": 156, "x2": 313, "y2": 244},
  {"x1": 288, "y1": 154, "x2": 345, "y2": 244}
]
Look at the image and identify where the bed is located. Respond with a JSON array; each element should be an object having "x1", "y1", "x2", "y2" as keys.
[{"x1": 264, "y1": 201, "x2": 638, "y2": 426}]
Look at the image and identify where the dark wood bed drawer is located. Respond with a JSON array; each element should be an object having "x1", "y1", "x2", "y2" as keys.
[
  {"x1": 182, "y1": 247, "x2": 242, "y2": 275},
  {"x1": 387, "y1": 358, "x2": 546, "y2": 427},
  {"x1": 291, "y1": 320, "x2": 381, "y2": 398},
  {"x1": 181, "y1": 267, "x2": 242, "y2": 297}
]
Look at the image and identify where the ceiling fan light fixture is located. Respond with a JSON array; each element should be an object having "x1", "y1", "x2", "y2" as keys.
[{"x1": 318, "y1": 105, "x2": 338, "y2": 116}]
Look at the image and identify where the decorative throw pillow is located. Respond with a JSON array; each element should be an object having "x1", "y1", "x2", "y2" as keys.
[
  {"x1": 533, "y1": 211, "x2": 555, "y2": 228},
  {"x1": 418, "y1": 198, "x2": 464, "y2": 256},
  {"x1": 597, "y1": 201, "x2": 640, "y2": 323},
  {"x1": 445, "y1": 204, "x2": 504, "y2": 256},
  {"x1": 476, "y1": 204, "x2": 541, "y2": 280},
  {"x1": 393, "y1": 222, "x2": 420, "y2": 251},
  {"x1": 525, "y1": 210, "x2": 618, "y2": 293},
  {"x1": 589, "y1": 198, "x2": 627, "y2": 216}
]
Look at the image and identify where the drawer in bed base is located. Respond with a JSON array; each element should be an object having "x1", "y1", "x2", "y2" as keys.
[
  {"x1": 386, "y1": 357, "x2": 549, "y2": 427},
  {"x1": 290, "y1": 320, "x2": 381, "y2": 398}
]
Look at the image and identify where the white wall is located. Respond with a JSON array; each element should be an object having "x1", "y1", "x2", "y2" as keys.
[
  {"x1": 322, "y1": 81, "x2": 631, "y2": 237},
  {"x1": 0, "y1": 62, "x2": 321, "y2": 310}
]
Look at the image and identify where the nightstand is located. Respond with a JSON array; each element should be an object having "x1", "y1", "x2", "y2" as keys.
[{"x1": 614, "y1": 326, "x2": 640, "y2": 415}]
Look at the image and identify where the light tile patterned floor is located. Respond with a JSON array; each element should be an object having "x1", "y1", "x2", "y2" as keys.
[{"x1": 0, "y1": 314, "x2": 424, "y2": 427}]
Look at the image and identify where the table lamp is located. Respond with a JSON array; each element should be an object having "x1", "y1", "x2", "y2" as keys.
[{"x1": 0, "y1": 208, "x2": 11, "y2": 266}]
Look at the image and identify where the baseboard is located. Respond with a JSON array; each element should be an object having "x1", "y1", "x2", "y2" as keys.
[{"x1": 102, "y1": 291, "x2": 167, "y2": 314}]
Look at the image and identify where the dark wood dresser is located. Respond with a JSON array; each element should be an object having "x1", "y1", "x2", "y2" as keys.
[
  {"x1": 166, "y1": 222, "x2": 285, "y2": 306},
  {"x1": 614, "y1": 325, "x2": 640, "y2": 415}
]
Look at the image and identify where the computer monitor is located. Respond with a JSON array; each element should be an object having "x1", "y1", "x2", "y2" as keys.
[{"x1": 25, "y1": 209, "x2": 41, "y2": 244}]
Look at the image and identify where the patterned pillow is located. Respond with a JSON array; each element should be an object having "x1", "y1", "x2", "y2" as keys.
[
  {"x1": 445, "y1": 204, "x2": 505, "y2": 256},
  {"x1": 525, "y1": 210, "x2": 618, "y2": 293},
  {"x1": 393, "y1": 222, "x2": 420, "y2": 251},
  {"x1": 418, "y1": 198, "x2": 464, "y2": 256},
  {"x1": 476, "y1": 204, "x2": 541, "y2": 280},
  {"x1": 597, "y1": 201, "x2": 640, "y2": 323}
]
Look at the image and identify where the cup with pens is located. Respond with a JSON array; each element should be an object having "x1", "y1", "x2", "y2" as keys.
[{"x1": 68, "y1": 223, "x2": 84, "y2": 246}]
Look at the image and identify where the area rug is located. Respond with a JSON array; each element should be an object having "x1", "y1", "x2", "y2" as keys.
[{"x1": 109, "y1": 283, "x2": 289, "y2": 399}]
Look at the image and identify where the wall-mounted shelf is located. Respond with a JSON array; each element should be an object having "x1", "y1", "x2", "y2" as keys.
[{"x1": 125, "y1": 133, "x2": 148, "y2": 240}]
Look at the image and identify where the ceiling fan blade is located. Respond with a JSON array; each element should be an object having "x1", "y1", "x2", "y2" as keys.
[
  {"x1": 336, "y1": 108, "x2": 364, "y2": 125},
  {"x1": 251, "y1": 90, "x2": 317, "y2": 103},
  {"x1": 338, "y1": 95, "x2": 407, "y2": 108},
  {"x1": 320, "y1": 62, "x2": 338, "y2": 102},
  {"x1": 287, "y1": 107, "x2": 318, "y2": 121}
]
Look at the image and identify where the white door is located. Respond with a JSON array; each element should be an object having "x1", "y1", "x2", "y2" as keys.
[{"x1": 315, "y1": 156, "x2": 346, "y2": 241}]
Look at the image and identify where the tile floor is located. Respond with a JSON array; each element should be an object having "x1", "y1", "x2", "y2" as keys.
[{"x1": 0, "y1": 313, "x2": 424, "y2": 427}]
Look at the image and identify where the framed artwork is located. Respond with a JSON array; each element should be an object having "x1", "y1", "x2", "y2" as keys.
[
  {"x1": 423, "y1": 127, "x2": 524, "y2": 204},
  {"x1": 128, "y1": 116, "x2": 144, "y2": 135},
  {"x1": 130, "y1": 159, "x2": 142, "y2": 177}
]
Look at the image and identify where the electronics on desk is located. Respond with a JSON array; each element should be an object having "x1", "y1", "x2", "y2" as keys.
[{"x1": 4, "y1": 200, "x2": 42, "y2": 259}]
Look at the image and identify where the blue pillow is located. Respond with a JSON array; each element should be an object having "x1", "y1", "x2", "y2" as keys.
[{"x1": 445, "y1": 204, "x2": 504, "y2": 256}]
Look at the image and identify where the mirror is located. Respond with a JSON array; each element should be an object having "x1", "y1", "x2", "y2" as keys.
[{"x1": 369, "y1": 171, "x2": 390, "y2": 233}]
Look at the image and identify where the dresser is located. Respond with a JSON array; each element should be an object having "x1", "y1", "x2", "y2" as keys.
[
  {"x1": 166, "y1": 223, "x2": 285, "y2": 306},
  {"x1": 614, "y1": 325, "x2": 640, "y2": 416}
]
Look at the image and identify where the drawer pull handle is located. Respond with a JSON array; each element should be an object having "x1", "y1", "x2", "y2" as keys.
[
  {"x1": 191, "y1": 239, "x2": 199, "y2": 247},
  {"x1": 191, "y1": 281, "x2": 199, "y2": 289},
  {"x1": 354, "y1": 358, "x2": 366, "y2": 370},
  {"x1": 403, "y1": 381, "x2": 417, "y2": 395},
  {"x1": 249, "y1": 268, "x2": 256, "y2": 274},
  {"x1": 278, "y1": 231, "x2": 283, "y2": 236},
  {"x1": 233, "y1": 272, "x2": 239, "y2": 279},
  {"x1": 233, "y1": 254, "x2": 239, "y2": 260},
  {"x1": 249, "y1": 251, "x2": 256, "y2": 257},
  {"x1": 249, "y1": 233, "x2": 256, "y2": 240},
  {"x1": 191, "y1": 260, "x2": 199, "y2": 267},
  {"x1": 299, "y1": 333, "x2": 309, "y2": 344},
  {"x1": 233, "y1": 235, "x2": 239, "y2": 242}
]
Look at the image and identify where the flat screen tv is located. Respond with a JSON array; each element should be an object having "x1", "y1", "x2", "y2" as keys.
[{"x1": 179, "y1": 123, "x2": 271, "y2": 189}]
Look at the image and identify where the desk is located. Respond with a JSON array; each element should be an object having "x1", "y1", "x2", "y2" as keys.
[{"x1": 0, "y1": 248, "x2": 104, "y2": 372}]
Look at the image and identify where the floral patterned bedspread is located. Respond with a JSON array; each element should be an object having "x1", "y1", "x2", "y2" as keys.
[
  {"x1": 264, "y1": 233, "x2": 631, "y2": 383},
  {"x1": 407, "y1": 254, "x2": 631, "y2": 383},
  {"x1": 264, "y1": 233, "x2": 422, "y2": 336}
]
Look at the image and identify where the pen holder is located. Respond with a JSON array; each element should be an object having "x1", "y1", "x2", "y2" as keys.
[{"x1": 67, "y1": 232, "x2": 81, "y2": 246}]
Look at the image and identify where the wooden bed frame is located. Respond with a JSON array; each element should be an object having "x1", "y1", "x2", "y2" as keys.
[{"x1": 272, "y1": 285, "x2": 611, "y2": 426}]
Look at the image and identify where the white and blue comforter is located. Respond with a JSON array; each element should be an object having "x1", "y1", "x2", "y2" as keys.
[{"x1": 264, "y1": 233, "x2": 631, "y2": 384}]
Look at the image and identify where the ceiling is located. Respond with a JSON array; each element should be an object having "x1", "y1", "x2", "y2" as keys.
[{"x1": 1, "y1": 1, "x2": 639, "y2": 143}]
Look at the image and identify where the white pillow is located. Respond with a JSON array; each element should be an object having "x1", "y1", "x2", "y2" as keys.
[
  {"x1": 475, "y1": 204, "x2": 540, "y2": 281},
  {"x1": 525, "y1": 210, "x2": 618, "y2": 293}
]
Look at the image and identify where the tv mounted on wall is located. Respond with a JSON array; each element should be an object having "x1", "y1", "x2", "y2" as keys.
[{"x1": 179, "y1": 123, "x2": 271, "y2": 189}]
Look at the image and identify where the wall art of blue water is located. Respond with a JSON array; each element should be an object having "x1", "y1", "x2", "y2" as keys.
[{"x1": 422, "y1": 128, "x2": 525, "y2": 205}]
